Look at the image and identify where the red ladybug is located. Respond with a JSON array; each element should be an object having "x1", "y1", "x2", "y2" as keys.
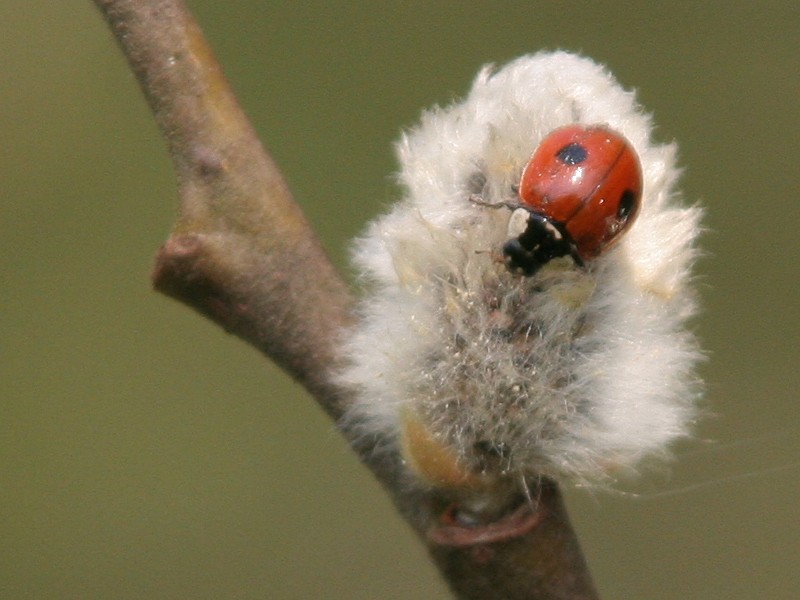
[{"x1": 496, "y1": 125, "x2": 643, "y2": 276}]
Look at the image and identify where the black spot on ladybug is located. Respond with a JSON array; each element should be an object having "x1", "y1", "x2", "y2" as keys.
[
  {"x1": 555, "y1": 142, "x2": 588, "y2": 166},
  {"x1": 617, "y1": 189, "x2": 637, "y2": 220}
]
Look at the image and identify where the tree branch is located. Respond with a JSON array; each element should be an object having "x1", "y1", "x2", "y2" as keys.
[
  {"x1": 93, "y1": 1, "x2": 598, "y2": 597},
  {"x1": 95, "y1": 0, "x2": 351, "y2": 416}
]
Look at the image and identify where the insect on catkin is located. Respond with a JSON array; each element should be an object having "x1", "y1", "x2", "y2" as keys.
[{"x1": 338, "y1": 52, "x2": 703, "y2": 490}]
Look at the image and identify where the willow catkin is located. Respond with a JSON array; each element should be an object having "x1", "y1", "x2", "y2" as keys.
[{"x1": 338, "y1": 52, "x2": 703, "y2": 491}]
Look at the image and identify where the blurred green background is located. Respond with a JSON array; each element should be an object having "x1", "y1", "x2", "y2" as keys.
[{"x1": 2, "y1": 1, "x2": 798, "y2": 598}]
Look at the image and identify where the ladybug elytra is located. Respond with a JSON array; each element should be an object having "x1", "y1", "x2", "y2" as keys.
[{"x1": 476, "y1": 125, "x2": 643, "y2": 276}]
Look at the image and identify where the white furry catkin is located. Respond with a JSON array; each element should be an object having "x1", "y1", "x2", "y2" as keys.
[{"x1": 338, "y1": 52, "x2": 702, "y2": 490}]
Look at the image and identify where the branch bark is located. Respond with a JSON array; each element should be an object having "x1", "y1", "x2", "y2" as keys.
[
  {"x1": 95, "y1": 0, "x2": 351, "y2": 417},
  {"x1": 93, "y1": 1, "x2": 598, "y2": 598}
]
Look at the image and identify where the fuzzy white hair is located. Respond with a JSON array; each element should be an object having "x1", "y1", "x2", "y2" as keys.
[{"x1": 338, "y1": 51, "x2": 703, "y2": 488}]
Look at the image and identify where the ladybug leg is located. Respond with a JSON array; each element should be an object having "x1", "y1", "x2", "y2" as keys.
[
  {"x1": 503, "y1": 214, "x2": 577, "y2": 276},
  {"x1": 468, "y1": 194, "x2": 522, "y2": 211}
]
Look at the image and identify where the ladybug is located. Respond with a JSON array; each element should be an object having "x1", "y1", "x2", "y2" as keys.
[{"x1": 476, "y1": 125, "x2": 643, "y2": 276}]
